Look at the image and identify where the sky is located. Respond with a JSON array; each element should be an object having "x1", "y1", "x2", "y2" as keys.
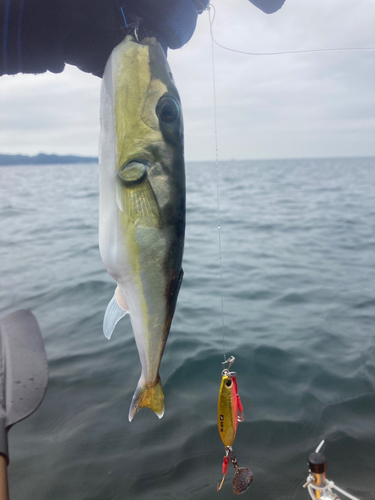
[{"x1": 0, "y1": 0, "x2": 374, "y2": 161}]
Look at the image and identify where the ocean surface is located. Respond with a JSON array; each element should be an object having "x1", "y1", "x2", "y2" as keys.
[{"x1": 0, "y1": 157, "x2": 374, "y2": 500}]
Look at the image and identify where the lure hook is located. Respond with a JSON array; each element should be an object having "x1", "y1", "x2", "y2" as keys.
[
  {"x1": 133, "y1": 17, "x2": 141, "y2": 41},
  {"x1": 122, "y1": 16, "x2": 142, "y2": 41},
  {"x1": 217, "y1": 447, "x2": 231, "y2": 491},
  {"x1": 216, "y1": 475, "x2": 226, "y2": 492}
]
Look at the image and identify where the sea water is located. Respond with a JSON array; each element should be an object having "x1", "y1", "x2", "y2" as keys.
[{"x1": 0, "y1": 158, "x2": 374, "y2": 500}]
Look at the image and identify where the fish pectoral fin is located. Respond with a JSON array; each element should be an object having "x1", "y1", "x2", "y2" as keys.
[
  {"x1": 103, "y1": 286, "x2": 129, "y2": 340},
  {"x1": 116, "y1": 172, "x2": 162, "y2": 228},
  {"x1": 128, "y1": 375, "x2": 164, "y2": 422}
]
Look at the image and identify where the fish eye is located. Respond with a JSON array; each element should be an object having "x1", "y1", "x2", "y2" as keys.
[
  {"x1": 226, "y1": 379, "x2": 232, "y2": 388},
  {"x1": 156, "y1": 96, "x2": 179, "y2": 124}
]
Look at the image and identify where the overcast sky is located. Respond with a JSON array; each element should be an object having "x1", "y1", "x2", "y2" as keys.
[{"x1": 0, "y1": 0, "x2": 374, "y2": 161}]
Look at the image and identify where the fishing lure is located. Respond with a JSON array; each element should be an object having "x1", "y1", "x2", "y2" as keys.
[{"x1": 217, "y1": 356, "x2": 253, "y2": 495}]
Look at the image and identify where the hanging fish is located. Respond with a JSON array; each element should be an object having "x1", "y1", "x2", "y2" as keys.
[
  {"x1": 99, "y1": 34, "x2": 185, "y2": 421},
  {"x1": 217, "y1": 357, "x2": 253, "y2": 495}
]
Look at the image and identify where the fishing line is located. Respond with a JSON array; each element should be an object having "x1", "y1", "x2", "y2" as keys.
[
  {"x1": 204, "y1": 2, "x2": 374, "y2": 363},
  {"x1": 208, "y1": 7, "x2": 226, "y2": 362},
  {"x1": 205, "y1": 3, "x2": 375, "y2": 56}
]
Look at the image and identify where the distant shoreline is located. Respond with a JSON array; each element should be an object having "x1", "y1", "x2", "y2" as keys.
[
  {"x1": 0, "y1": 153, "x2": 98, "y2": 166},
  {"x1": 1, "y1": 154, "x2": 374, "y2": 167}
]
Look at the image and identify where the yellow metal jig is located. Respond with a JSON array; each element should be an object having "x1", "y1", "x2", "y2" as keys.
[{"x1": 217, "y1": 357, "x2": 253, "y2": 495}]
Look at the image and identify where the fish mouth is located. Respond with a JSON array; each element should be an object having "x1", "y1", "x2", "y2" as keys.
[{"x1": 117, "y1": 159, "x2": 152, "y2": 187}]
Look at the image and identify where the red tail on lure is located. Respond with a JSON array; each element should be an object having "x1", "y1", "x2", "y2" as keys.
[{"x1": 217, "y1": 356, "x2": 253, "y2": 495}]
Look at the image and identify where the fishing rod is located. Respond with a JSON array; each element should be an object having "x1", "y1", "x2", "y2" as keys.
[{"x1": 303, "y1": 440, "x2": 361, "y2": 500}]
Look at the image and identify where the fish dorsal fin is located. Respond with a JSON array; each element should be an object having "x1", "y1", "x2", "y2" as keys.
[
  {"x1": 116, "y1": 162, "x2": 162, "y2": 228},
  {"x1": 103, "y1": 286, "x2": 129, "y2": 339}
]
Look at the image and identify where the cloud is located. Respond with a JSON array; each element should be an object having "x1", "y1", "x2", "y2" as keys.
[
  {"x1": 0, "y1": 67, "x2": 101, "y2": 156},
  {"x1": 0, "y1": 0, "x2": 374, "y2": 160},
  {"x1": 169, "y1": 0, "x2": 375, "y2": 160}
]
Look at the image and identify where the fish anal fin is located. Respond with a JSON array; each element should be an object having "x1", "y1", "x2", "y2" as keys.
[
  {"x1": 128, "y1": 375, "x2": 164, "y2": 421},
  {"x1": 103, "y1": 286, "x2": 129, "y2": 340}
]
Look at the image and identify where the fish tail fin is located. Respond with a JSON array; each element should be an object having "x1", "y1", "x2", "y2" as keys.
[{"x1": 128, "y1": 375, "x2": 164, "y2": 422}]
